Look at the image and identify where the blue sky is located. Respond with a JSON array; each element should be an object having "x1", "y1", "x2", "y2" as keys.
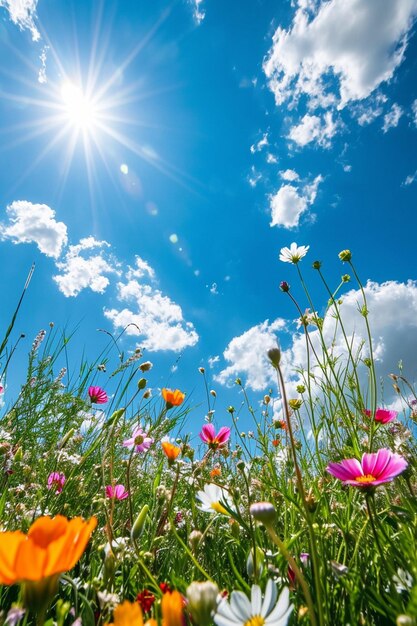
[{"x1": 0, "y1": 0, "x2": 417, "y2": 426}]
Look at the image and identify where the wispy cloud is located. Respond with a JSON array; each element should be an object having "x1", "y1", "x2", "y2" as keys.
[
  {"x1": 0, "y1": 0, "x2": 40, "y2": 40},
  {"x1": 382, "y1": 103, "x2": 403, "y2": 133}
]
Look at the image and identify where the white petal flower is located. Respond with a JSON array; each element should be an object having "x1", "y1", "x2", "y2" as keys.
[
  {"x1": 196, "y1": 483, "x2": 234, "y2": 515},
  {"x1": 214, "y1": 580, "x2": 292, "y2": 626},
  {"x1": 279, "y1": 242, "x2": 309, "y2": 264}
]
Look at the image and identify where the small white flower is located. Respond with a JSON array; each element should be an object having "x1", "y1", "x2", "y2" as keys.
[
  {"x1": 197, "y1": 483, "x2": 234, "y2": 515},
  {"x1": 279, "y1": 243, "x2": 309, "y2": 264},
  {"x1": 214, "y1": 580, "x2": 292, "y2": 626}
]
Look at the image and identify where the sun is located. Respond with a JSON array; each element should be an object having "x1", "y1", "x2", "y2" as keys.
[{"x1": 60, "y1": 82, "x2": 97, "y2": 131}]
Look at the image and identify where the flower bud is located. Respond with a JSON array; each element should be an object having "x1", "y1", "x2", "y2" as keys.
[
  {"x1": 249, "y1": 502, "x2": 277, "y2": 526},
  {"x1": 279, "y1": 281, "x2": 290, "y2": 292},
  {"x1": 137, "y1": 378, "x2": 147, "y2": 390},
  {"x1": 338, "y1": 249, "x2": 352, "y2": 262},
  {"x1": 312, "y1": 260, "x2": 321, "y2": 270},
  {"x1": 139, "y1": 361, "x2": 153, "y2": 372},
  {"x1": 186, "y1": 581, "x2": 219, "y2": 626},
  {"x1": 267, "y1": 347, "x2": 281, "y2": 368},
  {"x1": 188, "y1": 530, "x2": 203, "y2": 552},
  {"x1": 131, "y1": 504, "x2": 149, "y2": 541}
]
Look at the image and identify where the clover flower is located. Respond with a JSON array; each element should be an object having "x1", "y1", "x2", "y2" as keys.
[
  {"x1": 47, "y1": 472, "x2": 66, "y2": 494},
  {"x1": 214, "y1": 580, "x2": 293, "y2": 626},
  {"x1": 279, "y1": 243, "x2": 309, "y2": 264},
  {"x1": 326, "y1": 448, "x2": 408, "y2": 488},
  {"x1": 199, "y1": 424, "x2": 231, "y2": 450},
  {"x1": 364, "y1": 408, "x2": 397, "y2": 424},
  {"x1": 88, "y1": 386, "x2": 108, "y2": 404},
  {"x1": 123, "y1": 427, "x2": 154, "y2": 453},
  {"x1": 105, "y1": 484, "x2": 129, "y2": 500}
]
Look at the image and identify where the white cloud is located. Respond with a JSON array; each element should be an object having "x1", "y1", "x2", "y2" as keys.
[
  {"x1": 127, "y1": 256, "x2": 155, "y2": 280},
  {"x1": 266, "y1": 153, "x2": 278, "y2": 164},
  {"x1": 215, "y1": 280, "x2": 417, "y2": 399},
  {"x1": 382, "y1": 103, "x2": 403, "y2": 133},
  {"x1": 0, "y1": 200, "x2": 68, "y2": 258},
  {"x1": 215, "y1": 319, "x2": 286, "y2": 391},
  {"x1": 53, "y1": 237, "x2": 119, "y2": 297},
  {"x1": 0, "y1": 0, "x2": 40, "y2": 40},
  {"x1": 208, "y1": 355, "x2": 220, "y2": 368},
  {"x1": 191, "y1": 0, "x2": 205, "y2": 23},
  {"x1": 280, "y1": 169, "x2": 299, "y2": 181},
  {"x1": 402, "y1": 170, "x2": 417, "y2": 186},
  {"x1": 270, "y1": 174, "x2": 322, "y2": 228},
  {"x1": 412, "y1": 99, "x2": 417, "y2": 126},
  {"x1": 104, "y1": 260, "x2": 198, "y2": 352},
  {"x1": 263, "y1": 0, "x2": 417, "y2": 110},
  {"x1": 250, "y1": 133, "x2": 269, "y2": 154},
  {"x1": 288, "y1": 112, "x2": 339, "y2": 148},
  {"x1": 248, "y1": 166, "x2": 262, "y2": 188}
]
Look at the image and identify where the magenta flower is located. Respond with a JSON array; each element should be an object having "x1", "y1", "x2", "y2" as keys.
[
  {"x1": 327, "y1": 448, "x2": 408, "y2": 489},
  {"x1": 364, "y1": 408, "x2": 397, "y2": 424},
  {"x1": 88, "y1": 386, "x2": 108, "y2": 404},
  {"x1": 123, "y1": 427, "x2": 154, "y2": 453},
  {"x1": 199, "y1": 424, "x2": 231, "y2": 449},
  {"x1": 47, "y1": 471, "x2": 66, "y2": 494},
  {"x1": 105, "y1": 484, "x2": 129, "y2": 500}
]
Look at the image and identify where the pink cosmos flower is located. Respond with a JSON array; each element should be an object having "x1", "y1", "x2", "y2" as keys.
[
  {"x1": 105, "y1": 484, "x2": 129, "y2": 500},
  {"x1": 123, "y1": 427, "x2": 154, "y2": 453},
  {"x1": 326, "y1": 448, "x2": 407, "y2": 488},
  {"x1": 364, "y1": 408, "x2": 397, "y2": 424},
  {"x1": 88, "y1": 386, "x2": 108, "y2": 404},
  {"x1": 199, "y1": 424, "x2": 231, "y2": 449},
  {"x1": 47, "y1": 471, "x2": 66, "y2": 494}
]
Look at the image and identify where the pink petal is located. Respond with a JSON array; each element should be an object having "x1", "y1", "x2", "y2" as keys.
[
  {"x1": 216, "y1": 427, "x2": 231, "y2": 444},
  {"x1": 200, "y1": 424, "x2": 215, "y2": 443}
]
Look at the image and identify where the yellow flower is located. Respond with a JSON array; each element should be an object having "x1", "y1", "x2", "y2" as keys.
[
  {"x1": 161, "y1": 388, "x2": 185, "y2": 408},
  {"x1": 0, "y1": 515, "x2": 97, "y2": 584}
]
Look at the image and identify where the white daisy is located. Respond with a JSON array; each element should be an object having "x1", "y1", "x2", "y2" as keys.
[
  {"x1": 279, "y1": 243, "x2": 309, "y2": 264},
  {"x1": 196, "y1": 483, "x2": 234, "y2": 515},
  {"x1": 214, "y1": 580, "x2": 292, "y2": 626}
]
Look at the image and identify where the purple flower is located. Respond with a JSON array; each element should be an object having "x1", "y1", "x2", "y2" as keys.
[
  {"x1": 47, "y1": 471, "x2": 66, "y2": 494},
  {"x1": 123, "y1": 427, "x2": 154, "y2": 453},
  {"x1": 326, "y1": 448, "x2": 407, "y2": 489},
  {"x1": 105, "y1": 484, "x2": 129, "y2": 500}
]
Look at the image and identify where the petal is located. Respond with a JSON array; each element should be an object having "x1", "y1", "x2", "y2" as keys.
[
  {"x1": 217, "y1": 427, "x2": 231, "y2": 443},
  {"x1": 265, "y1": 587, "x2": 291, "y2": 620},
  {"x1": 214, "y1": 614, "x2": 240, "y2": 626},
  {"x1": 230, "y1": 591, "x2": 251, "y2": 621},
  {"x1": 0, "y1": 532, "x2": 27, "y2": 584},
  {"x1": 261, "y1": 580, "x2": 278, "y2": 617},
  {"x1": 251, "y1": 585, "x2": 262, "y2": 616},
  {"x1": 362, "y1": 449, "x2": 390, "y2": 477},
  {"x1": 14, "y1": 539, "x2": 47, "y2": 581}
]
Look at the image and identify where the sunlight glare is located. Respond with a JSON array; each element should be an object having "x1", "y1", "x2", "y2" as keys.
[{"x1": 60, "y1": 82, "x2": 96, "y2": 130}]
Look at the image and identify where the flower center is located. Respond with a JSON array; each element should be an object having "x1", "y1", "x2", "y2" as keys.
[
  {"x1": 135, "y1": 435, "x2": 144, "y2": 445},
  {"x1": 355, "y1": 474, "x2": 376, "y2": 483},
  {"x1": 244, "y1": 616, "x2": 265, "y2": 626},
  {"x1": 211, "y1": 501, "x2": 228, "y2": 515}
]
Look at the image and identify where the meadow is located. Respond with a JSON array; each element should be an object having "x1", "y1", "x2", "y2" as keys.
[{"x1": 0, "y1": 246, "x2": 416, "y2": 626}]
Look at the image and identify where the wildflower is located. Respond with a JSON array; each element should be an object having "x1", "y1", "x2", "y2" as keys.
[
  {"x1": 197, "y1": 484, "x2": 233, "y2": 515},
  {"x1": 139, "y1": 361, "x2": 153, "y2": 372},
  {"x1": 162, "y1": 442, "x2": 181, "y2": 464},
  {"x1": 210, "y1": 466, "x2": 222, "y2": 478},
  {"x1": 161, "y1": 590, "x2": 184, "y2": 626},
  {"x1": 162, "y1": 388, "x2": 185, "y2": 409},
  {"x1": 279, "y1": 281, "x2": 290, "y2": 292},
  {"x1": 364, "y1": 408, "x2": 397, "y2": 424},
  {"x1": 267, "y1": 348, "x2": 281, "y2": 368},
  {"x1": 199, "y1": 424, "x2": 231, "y2": 450},
  {"x1": 136, "y1": 589, "x2": 156, "y2": 613},
  {"x1": 214, "y1": 580, "x2": 292, "y2": 626},
  {"x1": 272, "y1": 439, "x2": 280, "y2": 447},
  {"x1": 88, "y1": 386, "x2": 108, "y2": 404},
  {"x1": 326, "y1": 448, "x2": 408, "y2": 489},
  {"x1": 338, "y1": 249, "x2": 352, "y2": 262},
  {"x1": 279, "y1": 243, "x2": 309, "y2": 264},
  {"x1": 0, "y1": 515, "x2": 97, "y2": 584},
  {"x1": 106, "y1": 600, "x2": 143, "y2": 626},
  {"x1": 47, "y1": 472, "x2": 66, "y2": 494},
  {"x1": 4, "y1": 607, "x2": 26, "y2": 626},
  {"x1": 105, "y1": 485, "x2": 129, "y2": 500},
  {"x1": 187, "y1": 581, "x2": 219, "y2": 626},
  {"x1": 123, "y1": 428, "x2": 154, "y2": 453},
  {"x1": 159, "y1": 582, "x2": 172, "y2": 594}
]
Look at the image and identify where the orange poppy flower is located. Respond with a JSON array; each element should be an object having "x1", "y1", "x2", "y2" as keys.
[
  {"x1": 161, "y1": 388, "x2": 185, "y2": 408},
  {"x1": 162, "y1": 442, "x2": 181, "y2": 463},
  {"x1": 210, "y1": 467, "x2": 221, "y2": 478},
  {"x1": 0, "y1": 515, "x2": 97, "y2": 585},
  {"x1": 161, "y1": 591, "x2": 184, "y2": 626},
  {"x1": 107, "y1": 600, "x2": 144, "y2": 626}
]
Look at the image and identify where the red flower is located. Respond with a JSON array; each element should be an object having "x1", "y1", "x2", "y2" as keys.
[
  {"x1": 136, "y1": 589, "x2": 156, "y2": 613},
  {"x1": 88, "y1": 386, "x2": 108, "y2": 404},
  {"x1": 159, "y1": 582, "x2": 172, "y2": 594}
]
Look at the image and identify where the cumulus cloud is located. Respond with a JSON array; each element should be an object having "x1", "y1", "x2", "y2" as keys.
[
  {"x1": 263, "y1": 0, "x2": 417, "y2": 110},
  {"x1": 0, "y1": 0, "x2": 40, "y2": 40},
  {"x1": 215, "y1": 319, "x2": 286, "y2": 391},
  {"x1": 215, "y1": 280, "x2": 417, "y2": 398},
  {"x1": 382, "y1": 103, "x2": 403, "y2": 133},
  {"x1": 250, "y1": 133, "x2": 269, "y2": 154},
  {"x1": 104, "y1": 258, "x2": 198, "y2": 352},
  {"x1": 288, "y1": 112, "x2": 339, "y2": 148},
  {"x1": 0, "y1": 200, "x2": 68, "y2": 258},
  {"x1": 270, "y1": 174, "x2": 322, "y2": 228},
  {"x1": 53, "y1": 237, "x2": 119, "y2": 297}
]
